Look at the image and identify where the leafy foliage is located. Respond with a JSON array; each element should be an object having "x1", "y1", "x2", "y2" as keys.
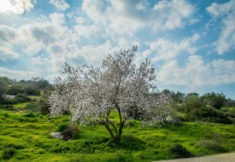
[
  {"x1": 2, "y1": 147, "x2": 16, "y2": 159},
  {"x1": 60, "y1": 124, "x2": 80, "y2": 140},
  {"x1": 13, "y1": 94, "x2": 32, "y2": 103},
  {"x1": 201, "y1": 92, "x2": 226, "y2": 109}
]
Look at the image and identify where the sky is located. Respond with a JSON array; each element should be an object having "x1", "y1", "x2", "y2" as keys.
[{"x1": 0, "y1": 0, "x2": 235, "y2": 99}]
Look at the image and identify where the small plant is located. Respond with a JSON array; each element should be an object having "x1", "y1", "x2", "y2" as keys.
[
  {"x1": 200, "y1": 140, "x2": 226, "y2": 153},
  {"x1": 24, "y1": 112, "x2": 36, "y2": 117},
  {"x1": 2, "y1": 147, "x2": 16, "y2": 159},
  {"x1": 58, "y1": 124, "x2": 80, "y2": 140},
  {"x1": 39, "y1": 98, "x2": 50, "y2": 115},
  {"x1": 57, "y1": 122, "x2": 69, "y2": 132},
  {"x1": 168, "y1": 144, "x2": 192, "y2": 158}
]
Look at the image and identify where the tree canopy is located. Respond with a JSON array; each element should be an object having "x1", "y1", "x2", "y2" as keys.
[{"x1": 49, "y1": 46, "x2": 171, "y2": 143}]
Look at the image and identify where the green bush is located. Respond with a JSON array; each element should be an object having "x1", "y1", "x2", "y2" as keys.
[
  {"x1": 61, "y1": 124, "x2": 80, "y2": 140},
  {"x1": 200, "y1": 140, "x2": 226, "y2": 153},
  {"x1": 24, "y1": 112, "x2": 36, "y2": 117},
  {"x1": 39, "y1": 98, "x2": 50, "y2": 115},
  {"x1": 25, "y1": 87, "x2": 40, "y2": 96},
  {"x1": 201, "y1": 92, "x2": 226, "y2": 109},
  {"x1": 4, "y1": 105, "x2": 16, "y2": 111},
  {"x1": 57, "y1": 122, "x2": 69, "y2": 132},
  {"x1": 13, "y1": 94, "x2": 31, "y2": 103},
  {"x1": 7, "y1": 85, "x2": 25, "y2": 95},
  {"x1": 57, "y1": 123, "x2": 80, "y2": 140},
  {"x1": 168, "y1": 144, "x2": 192, "y2": 158},
  {"x1": 0, "y1": 98, "x2": 14, "y2": 105},
  {"x1": 185, "y1": 106, "x2": 232, "y2": 124},
  {"x1": 25, "y1": 103, "x2": 40, "y2": 112},
  {"x1": 2, "y1": 147, "x2": 16, "y2": 159}
]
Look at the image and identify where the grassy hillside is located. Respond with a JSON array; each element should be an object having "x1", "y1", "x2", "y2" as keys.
[{"x1": 1, "y1": 106, "x2": 235, "y2": 161}]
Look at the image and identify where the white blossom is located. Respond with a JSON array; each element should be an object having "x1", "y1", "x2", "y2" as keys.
[{"x1": 49, "y1": 46, "x2": 171, "y2": 142}]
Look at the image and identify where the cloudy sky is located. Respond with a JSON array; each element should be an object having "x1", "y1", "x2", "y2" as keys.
[{"x1": 0, "y1": 0, "x2": 235, "y2": 98}]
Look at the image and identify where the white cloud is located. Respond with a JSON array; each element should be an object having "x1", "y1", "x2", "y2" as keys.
[
  {"x1": 0, "y1": 67, "x2": 37, "y2": 80},
  {"x1": 0, "y1": 25, "x2": 18, "y2": 61},
  {"x1": 82, "y1": 0, "x2": 194, "y2": 35},
  {"x1": 0, "y1": 46, "x2": 18, "y2": 61},
  {"x1": 0, "y1": 12, "x2": 117, "y2": 75},
  {"x1": 75, "y1": 17, "x2": 86, "y2": 24},
  {"x1": 13, "y1": 13, "x2": 71, "y2": 56},
  {"x1": 207, "y1": 0, "x2": 235, "y2": 54},
  {"x1": 139, "y1": 33, "x2": 199, "y2": 62},
  {"x1": 0, "y1": 25, "x2": 16, "y2": 44},
  {"x1": 158, "y1": 55, "x2": 235, "y2": 89},
  {"x1": 49, "y1": 0, "x2": 69, "y2": 11},
  {"x1": 75, "y1": 41, "x2": 113, "y2": 64},
  {"x1": 74, "y1": 24, "x2": 99, "y2": 38},
  {"x1": 0, "y1": 0, "x2": 35, "y2": 14},
  {"x1": 50, "y1": 13, "x2": 66, "y2": 25}
]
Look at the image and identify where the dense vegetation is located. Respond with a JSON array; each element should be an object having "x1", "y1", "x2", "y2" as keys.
[{"x1": 0, "y1": 76, "x2": 235, "y2": 161}]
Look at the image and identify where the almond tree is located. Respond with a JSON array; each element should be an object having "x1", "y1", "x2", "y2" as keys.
[{"x1": 49, "y1": 46, "x2": 171, "y2": 143}]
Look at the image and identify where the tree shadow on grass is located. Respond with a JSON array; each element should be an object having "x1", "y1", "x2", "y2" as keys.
[{"x1": 107, "y1": 134, "x2": 146, "y2": 151}]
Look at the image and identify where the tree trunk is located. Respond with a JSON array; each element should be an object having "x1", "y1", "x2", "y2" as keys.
[{"x1": 103, "y1": 120, "x2": 124, "y2": 144}]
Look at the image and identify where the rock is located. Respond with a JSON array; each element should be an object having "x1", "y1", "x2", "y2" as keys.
[
  {"x1": 50, "y1": 132, "x2": 63, "y2": 139},
  {"x1": 3, "y1": 95, "x2": 15, "y2": 99}
]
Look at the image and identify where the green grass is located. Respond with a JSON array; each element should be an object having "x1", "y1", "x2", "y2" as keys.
[
  {"x1": 12, "y1": 102, "x2": 31, "y2": 109},
  {"x1": 29, "y1": 96, "x2": 41, "y2": 101},
  {"x1": 0, "y1": 109, "x2": 235, "y2": 161}
]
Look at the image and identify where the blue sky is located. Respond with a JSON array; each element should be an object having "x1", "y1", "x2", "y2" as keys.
[{"x1": 0, "y1": 0, "x2": 235, "y2": 99}]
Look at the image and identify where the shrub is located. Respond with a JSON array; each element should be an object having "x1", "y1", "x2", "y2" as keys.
[
  {"x1": 201, "y1": 92, "x2": 226, "y2": 109},
  {"x1": 57, "y1": 122, "x2": 69, "y2": 132},
  {"x1": 39, "y1": 98, "x2": 50, "y2": 115},
  {"x1": 185, "y1": 106, "x2": 232, "y2": 124},
  {"x1": 24, "y1": 112, "x2": 36, "y2": 117},
  {"x1": 2, "y1": 147, "x2": 16, "y2": 159},
  {"x1": 184, "y1": 95, "x2": 202, "y2": 113},
  {"x1": 25, "y1": 103, "x2": 40, "y2": 112},
  {"x1": 168, "y1": 144, "x2": 192, "y2": 158},
  {"x1": 13, "y1": 94, "x2": 31, "y2": 103},
  {"x1": 0, "y1": 98, "x2": 14, "y2": 105},
  {"x1": 4, "y1": 105, "x2": 16, "y2": 111},
  {"x1": 200, "y1": 140, "x2": 226, "y2": 153},
  {"x1": 57, "y1": 124, "x2": 80, "y2": 140},
  {"x1": 7, "y1": 85, "x2": 25, "y2": 95},
  {"x1": 25, "y1": 87, "x2": 40, "y2": 96}
]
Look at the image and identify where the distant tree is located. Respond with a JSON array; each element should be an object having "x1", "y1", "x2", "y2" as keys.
[
  {"x1": 39, "y1": 91, "x2": 51, "y2": 115},
  {"x1": 201, "y1": 92, "x2": 226, "y2": 109},
  {"x1": 225, "y1": 98, "x2": 235, "y2": 107},
  {"x1": 184, "y1": 95, "x2": 202, "y2": 116},
  {"x1": 49, "y1": 46, "x2": 171, "y2": 143},
  {"x1": 25, "y1": 87, "x2": 40, "y2": 95},
  {"x1": 174, "y1": 92, "x2": 185, "y2": 103},
  {"x1": 6, "y1": 85, "x2": 25, "y2": 95},
  {"x1": 0, "y1": 80, "x2": 6, "y2": 101},
  {"x1": 162, "y1": 89, "x2": 172, "y2": 95},
  {"x1": 186, "y1": 92, "x2": 199, "y2": 99},
  {"x1": 36, "y1": 79, "x2": 51, "y2": 90},
  {"x1": 19, "y1": 78, "x2": 52, "y2": 91}
]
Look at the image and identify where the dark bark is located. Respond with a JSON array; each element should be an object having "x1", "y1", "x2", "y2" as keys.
[{"x1": 101, "y1": 110, "x2": 125, "y2": 143}]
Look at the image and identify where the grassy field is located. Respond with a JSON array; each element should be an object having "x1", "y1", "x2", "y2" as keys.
[{"x1": 1, "y1": 105, "x2": 235, "y2": 161}]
